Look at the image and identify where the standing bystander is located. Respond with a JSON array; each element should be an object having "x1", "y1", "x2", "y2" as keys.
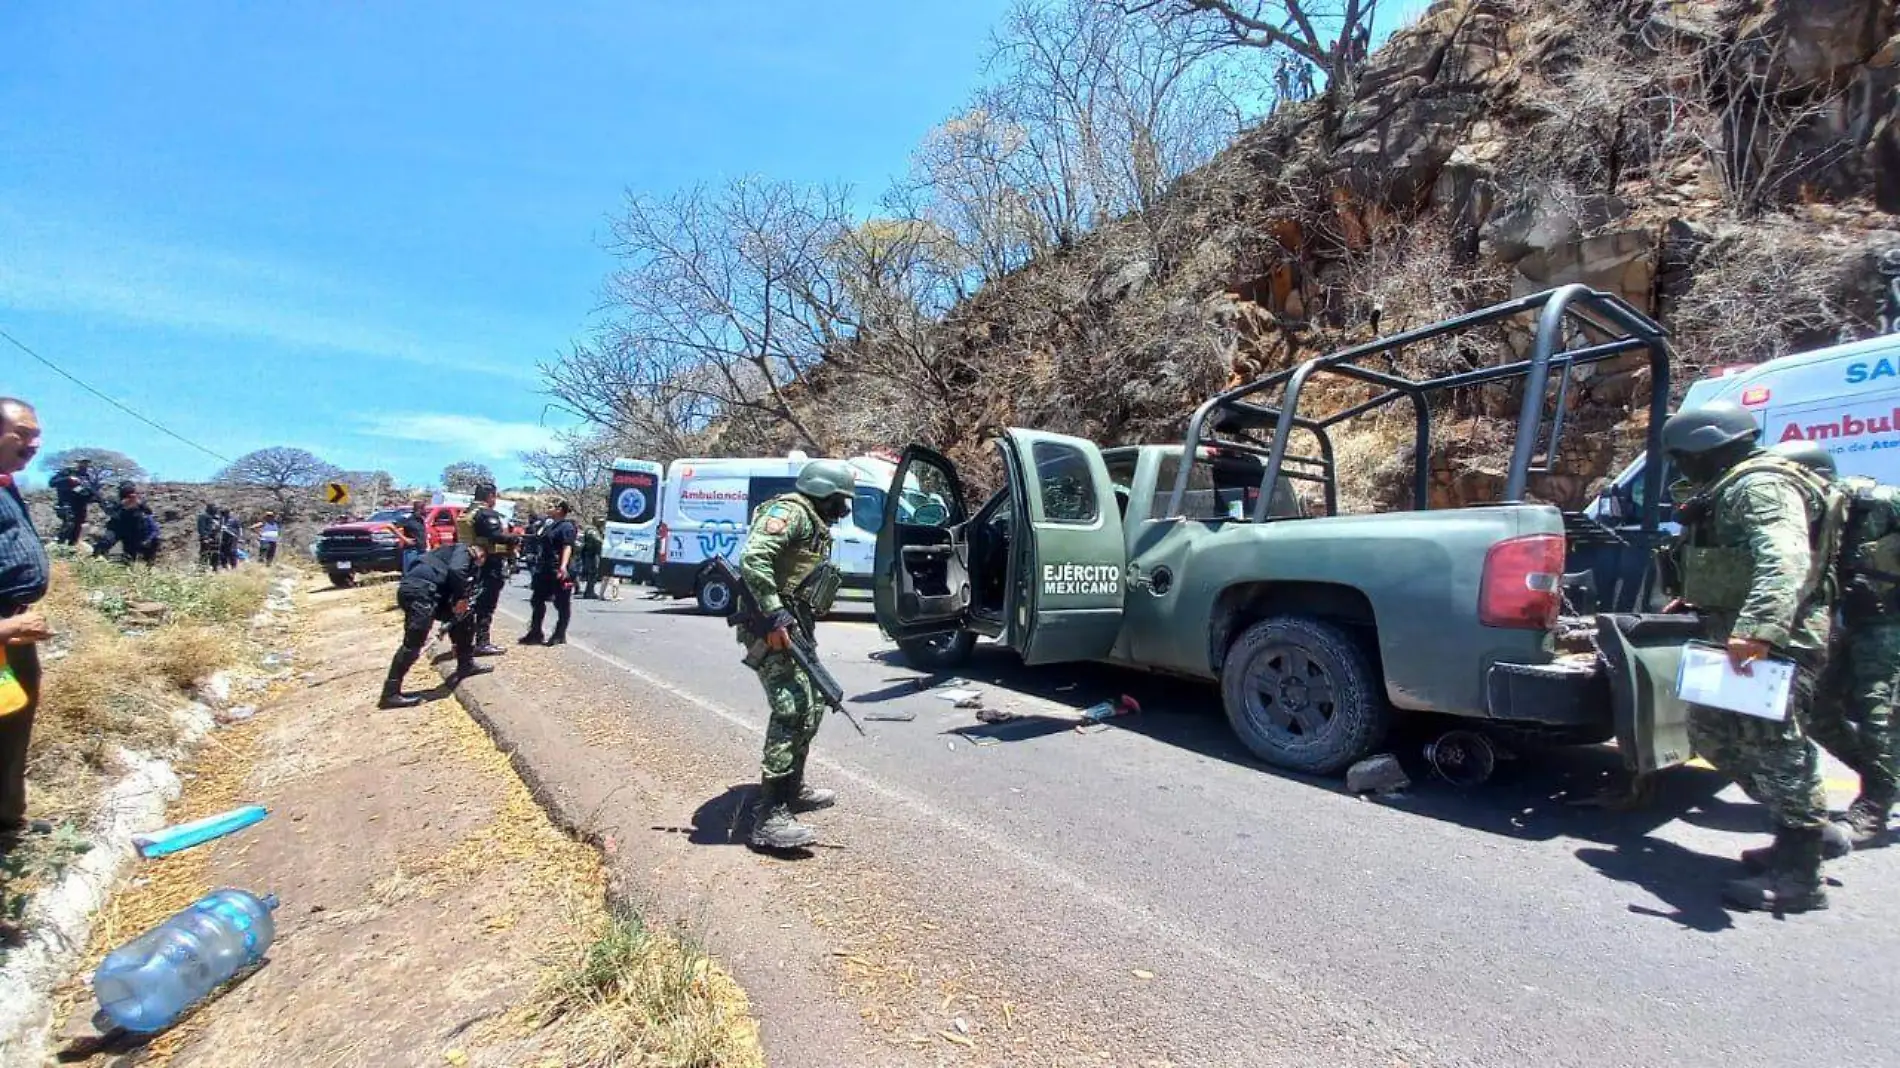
[
  {"x1": 253, "y1": 512, "x2": 281, "y2": 565},
  {"x1": 395, "y1": 500, "x2": 428, "y2": 574},
  {"x1": 0, "y1": 398, "x2": 54, "y2": 850},
  {"x1": 520, "y1": 501, "x2": 577, "y2": 645}
]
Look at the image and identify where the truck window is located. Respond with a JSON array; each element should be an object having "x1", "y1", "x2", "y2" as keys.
[
  {"x1": 1033, "y1": 441, "x2": 1099, "y2": 524},
  {"x1": 1154, "y1": 454, "x2": 1302, "y2": 522},
  {"x1": 852, "y1": 486, "x2": 886, "y2": 534}
]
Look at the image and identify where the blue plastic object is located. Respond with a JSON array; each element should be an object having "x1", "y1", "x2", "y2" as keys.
[
  {"x1": 92, "y1": 888, "x2": 280, "y2": 1033},
  {"x1": 132, "y1": 805, "x2": 269, "y2": 859}
]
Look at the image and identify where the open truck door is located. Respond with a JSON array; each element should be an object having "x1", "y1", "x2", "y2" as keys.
[
  {"x1": 1001, "y1": 429, "x2": 1127, "y2": 666},
  {"x1": 874, "y1": 445, "x2": 975, "y2": 641},
  {"x1": 1596, "y1": 612, "x2": 1700, "y2": 774}
]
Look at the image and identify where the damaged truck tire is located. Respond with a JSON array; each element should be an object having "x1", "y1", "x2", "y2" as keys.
[
  {"x1": 897, "y1": 631, "x2": 976, "y2": 671},
  {"x1": 1220, "y1": 616, "x2": 1387, "y2": 776}
]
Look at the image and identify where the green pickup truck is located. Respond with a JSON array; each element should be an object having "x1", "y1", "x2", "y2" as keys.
[{"x1": 873, "y1": 285, "x2": 1698, "y2": 777}]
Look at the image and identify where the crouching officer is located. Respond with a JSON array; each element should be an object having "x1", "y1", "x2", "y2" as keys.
[
  {"x1": 740, "y1": 458, "x2": 855, "y2": 851},
  {"x1": 1663, "y1": 402, "x2": 1844, "y2": 913},
  {"x1": 1770, "y1": 439, "x2": 1900, "y2": 847},
  {"x1": 379, "y1": 541, "x2": 494, "y2": 709},
  {"x1": 456, "y1": 482, "x2": 520, "y2": 657}
]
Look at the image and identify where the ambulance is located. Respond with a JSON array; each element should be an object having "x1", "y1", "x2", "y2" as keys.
[
  {"x1": 1586, "y1": 330, "x2": 1900, "y2": 605},
  {"x1": 650, "y1": 451, "x2": 922, "y2": 614}
]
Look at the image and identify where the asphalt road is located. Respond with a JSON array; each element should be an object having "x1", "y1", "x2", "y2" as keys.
[{"x1": 502, "y1": 583, "x2": 1899, "y2": 1068}]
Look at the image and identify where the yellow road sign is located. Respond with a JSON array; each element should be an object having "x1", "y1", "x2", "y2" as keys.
[{"x1": 324, "y1": 481, "x2": 351, "y2": 506}]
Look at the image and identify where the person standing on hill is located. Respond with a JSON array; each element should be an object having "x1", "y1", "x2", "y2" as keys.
[
  {"x1": 0, "y1": 398, "x2": 54, "y2": 851},
  {"x1": 219, "y1": 509, "x2": 240, "y2": 569},
  {"x1": 252, "y1": 512, "x2": 281, "y2": 566},
  {"x1": 196, "y1": 503, "x2": 222, "y2": 569},
  {"x1": 519, "y1": 501, "x2": 577, "y2": 646},
  {"x1": 95, "y1": 484, "x2": 161, "y2": 565},
  {"x1": 49, "y1": 457, "x2": 99, "y2": 548}
]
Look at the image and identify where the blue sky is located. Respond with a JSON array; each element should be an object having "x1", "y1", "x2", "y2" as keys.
[{"x1": 2, "y1": 0, "x2": 1426, "y2": 491}]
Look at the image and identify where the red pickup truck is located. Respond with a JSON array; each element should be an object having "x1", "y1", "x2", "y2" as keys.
[{"x1": 314, "y1": 505, "x2": 463, "y2": 587}]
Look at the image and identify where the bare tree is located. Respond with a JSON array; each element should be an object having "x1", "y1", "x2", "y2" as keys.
[
  {"x1": 441, "y1": 461, "x2": 496, "y2": 492},
  {"x1": 520, "y1": 430, "x2": 614, "y2": 522},
  {"x1": 215, "y1": 447, "x2": 341, "y2": 515},
  {"x1": 40, "y1": 447, "x2": 145, "y2": 487},
  {"x1": 1130, "y1": 0, "x2": 1379, "y2": 114}
]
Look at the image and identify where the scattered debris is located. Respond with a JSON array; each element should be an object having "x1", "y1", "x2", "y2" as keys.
[
  {"x1": 1073, "y1": 722, "x2": 1111, "y2": 735},
  {"x1": 215, "y1": 704, "x2": 258, "y2": 726},
  {"x1": 953, "y1": 695, "x2": 983, "y2": 709},
  {"x1": 862, "y1": 709, "x2": 917, "y2": 722},
  {"x1": 132, "y1": 804, "x2": 269, "y2": 859},
  {"x1": 1345, "y1": 754, "x2": 1411, "y2": 795},
  {"x1": 974, "y1": 707, "x2": 1015, "y2": 724},
  {"x1": 1131, "y1": 969, "x2": 1156, "y2": 980},
  {"x1": 1424, "y1": 730, "x2": 1499, "y2": 787},
  {"x1": 1081, "y1": 695, "x2": 1140, "y2": 723},
  {"x1": 196, "y1": 670, "x2": 236, "y2": 709},
  {"x1": 931, "y1": 688, "x2": 983, "y2": 704}
]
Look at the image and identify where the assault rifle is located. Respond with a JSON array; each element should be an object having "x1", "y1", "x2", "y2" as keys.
[{"x1": 708, "y1": 556, "x2": 864, "y2": 735}]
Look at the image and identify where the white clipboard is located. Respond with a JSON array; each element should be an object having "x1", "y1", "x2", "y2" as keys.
[{"x1": 1673, "y1": 641, "x2": 1795, "y2": 721}]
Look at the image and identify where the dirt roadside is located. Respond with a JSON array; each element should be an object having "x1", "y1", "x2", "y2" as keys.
[{"x1": 45, "y1": 578, "x2": 762, "y2": 1068}]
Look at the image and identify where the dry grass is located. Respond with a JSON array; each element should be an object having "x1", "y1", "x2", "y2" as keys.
[
  {"x1": 531, "y1": 904, "x2": 765, "y2": 1068},
  {"x1": 28, "y1": 559, "x2": 264, "y2": 824}
]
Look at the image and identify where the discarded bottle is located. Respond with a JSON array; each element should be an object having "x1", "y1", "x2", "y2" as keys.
[{"x1": 92, "y1": 888, "x2": 280, "y2": 1033}]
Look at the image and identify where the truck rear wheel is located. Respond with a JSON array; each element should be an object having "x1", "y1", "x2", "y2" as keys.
[
  {"x1": 897, "y1": 631, "x2": 976, "y2": 671},
  {"x1": 1220, "y1": 616, "x2": 1387, "y2": 776},
  {"x1": 327, "y1": 569, "x2": 356, "y2": 589}
]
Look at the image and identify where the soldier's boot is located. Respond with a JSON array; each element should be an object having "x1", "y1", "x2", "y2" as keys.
[
  {"x1": 1836, "y1": 794, "x2": 1892, "y2": 848},
  {"x1": 1742, "y1": 820, "x2": 1851, "y2": 873},
  {"x1": 1724, "y1": 826, "x2": 1830, "y2": 913},
  {"x1": 378, "y1": 649, "x2": 423, "y2": 710},
  {"x1": 454, "y1": 656, "x2": 495, "y2": 680},
  {"x1": 786, "y1": 754, "x2": 834, "y2": 812},
  {"x1": 472, "y1": 622, "x2": 506, "y2": 658},
  {"x1": 749, "y1": 780, "x2": 818, "y2": 851}
]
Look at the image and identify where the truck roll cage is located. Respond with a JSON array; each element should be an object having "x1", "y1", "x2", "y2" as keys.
[{"x1": 1167, "y1": 284, "x2": 1673, "y2": 535}]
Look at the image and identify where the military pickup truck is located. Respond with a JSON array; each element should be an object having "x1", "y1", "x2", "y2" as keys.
[{"x1": 873, "y1": 285, "x2": 1697, "y2": 778}]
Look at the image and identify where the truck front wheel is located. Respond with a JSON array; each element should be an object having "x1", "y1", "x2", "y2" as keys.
[
  {"x1": 326, "y1": 569, "x2": 356, "y2": 589},
  {"x1": 1220, "y1": 616, "x2": 1388, "y2": 776}
]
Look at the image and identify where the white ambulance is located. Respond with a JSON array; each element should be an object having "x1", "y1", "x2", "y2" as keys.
[
  {"x1": 651, "y1": 451, "x2": 913, "y2": 614},
  {"x1": 1592, "y1": 331, "x2": 1900, "y2": 532}
]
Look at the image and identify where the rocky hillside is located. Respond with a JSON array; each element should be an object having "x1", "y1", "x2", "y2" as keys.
[{"x1": 768, "y1": 0, "x2": 1900, "y2": 510}]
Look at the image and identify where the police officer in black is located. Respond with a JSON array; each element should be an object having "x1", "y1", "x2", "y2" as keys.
[
  {"x1": 520, "y1": 500, "x2": 577, "y2": 646},
  {"x1": 94, "y1": 484, "x2": 160, "y2": 565},
  {"x1": 395, "y1": 499, "x2": 428, "y2": 573},
  {"x1": 49, "y1": 458, "x2": 99, "y2": 547},
  {"x1": 379, "y1": 541, "x2": 494, "y2": 709},
  {"x1": 465, "y1": 482, "x2": 519, "y2": 657}
]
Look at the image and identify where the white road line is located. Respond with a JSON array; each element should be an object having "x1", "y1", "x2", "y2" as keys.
[{"x1": 496, "y1": 603, "x2": 1404, "y2": 1044}]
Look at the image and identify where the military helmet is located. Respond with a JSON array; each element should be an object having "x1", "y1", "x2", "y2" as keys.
[
  {"x1": 1769, "y1": 439, "x2": 1838, "y2": 478},
  {"x1": 1661, "y1": 401, "x2": 1759, "y2": 456},
  {"x1": 795, "y1": 458, "x2": 857, "y2": 501}
]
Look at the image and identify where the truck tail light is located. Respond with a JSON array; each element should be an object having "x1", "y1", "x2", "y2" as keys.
[
  {"x1": 656, "y1": 522, "x2": 669, "y2": 563},
  {"x1": 1479, "y1": 534, "x2": 1566, "y2": 630}
]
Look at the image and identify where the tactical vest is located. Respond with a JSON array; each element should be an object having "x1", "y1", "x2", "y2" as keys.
[
  {"x1": 759, "y1": 493, "x2": 833, "y2": 600},
  {"x1": 1836, "y1": 475, "x2": 1900, "y2": 620},
  {"x1": 454, "y1": 506, "x2": 513, "y2": 557},
  {"x1": 1676, "y1": 454, "x2": 1848, "y2": 614}
]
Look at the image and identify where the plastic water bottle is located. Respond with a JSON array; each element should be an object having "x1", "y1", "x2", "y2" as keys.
[{"x1": 92, "y1": 888, "x2": 280, "y2": 1033}]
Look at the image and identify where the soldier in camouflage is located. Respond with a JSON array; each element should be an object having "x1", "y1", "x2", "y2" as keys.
[
  {"x1": 1663, "y1": 402, "x2": 1842, "y2": 913},
  {"x1": 1769, "y1": 439, "x2": 1900, "y2": 848},
  {"x1": 738, "y1": 458, "x2": 857, "y2": 851}
]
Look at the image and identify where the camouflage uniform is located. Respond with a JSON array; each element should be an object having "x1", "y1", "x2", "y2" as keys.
[
  {"x1": 1671, "y1": 454, "x2": 1836, "y2": 836},
  {"x1": 1812, "y1": 474, "x2": 1900, "y2": 833},
  {"x1": 737, "y1": 493, "x2": 833, "y2": 792}
]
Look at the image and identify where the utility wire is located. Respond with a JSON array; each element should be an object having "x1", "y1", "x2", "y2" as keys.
[{"x1": 0, "y1": 325, "x2": 233, "y2": 465}]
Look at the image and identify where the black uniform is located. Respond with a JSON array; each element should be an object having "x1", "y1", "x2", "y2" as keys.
[
  {"x1": 380, "y1": 544, "x2": 488, "y2": 707},
  {"x1": 196, "y1": 507, "x2": 221, "y2": 568},
  {"x1": 396, "y1": 512, "x2": 428, "y2": 572},
  {"x1": 49, "y1": 466, "x2": 99, "y2": 547},
  {"x1": 522, "y1": 516, "x2": 577, "y2": 645},
  {"x1": 220, "y1": 513, "x2": 240, "y2": 569},
  {"x1": 469, "y1": 505, "x2": 519, "y2": 654},
  {"x1": 95, "y1": 504, "x2": 160, "y2": 565}
]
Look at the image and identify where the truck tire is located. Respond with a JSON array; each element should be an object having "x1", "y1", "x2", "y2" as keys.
[
  {"x1": 696, "y1": 570, "x2": 736, "y2": 616},
  {"x1": 1220, "y1": 616, "x2": 1387, "y2": 776},
  {"x1": 896, "y1": 631, "x2": 976, "y2": 671},
  {"x1": 327, "y1": 569, "x2": 356, "y2": 589}
]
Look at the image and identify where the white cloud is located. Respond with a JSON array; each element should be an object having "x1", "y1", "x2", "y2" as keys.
[
  {"x1": 355, "y1": 411, "x2": 557, "y2": 461},
  {"x1": 0, "y1": 202, "x2": 542, "y2": 381}
]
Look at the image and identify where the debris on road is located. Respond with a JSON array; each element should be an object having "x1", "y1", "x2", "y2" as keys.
[
  {"x1": 1424, "y1": 730, "x2": 1499, "y2": 787},
  {"x1": 974, "y1": 707, "x2": 1015, "y2": 724},
  {"x1": 862, "y1": 709, "x2": 917, "y2": 722},
  {"x1": 930, "y1": 688, "x2": 983, "y2": 705},
  {"x1": 1081, "y1": 695, "x2": 1140, "y2": 723},
  {"x1": 1345, "y1": 754, "x2": 1410, "y2": 795}
]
